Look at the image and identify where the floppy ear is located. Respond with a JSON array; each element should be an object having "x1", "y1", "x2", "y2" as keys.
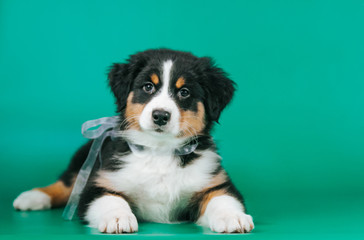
[
  {"x1": 108, "y1": 55, "x2": 148, "y2": 113},
  {"x1": 198, "y1": 57, "x2": 236, "y2": 123},
  {"x1": 108, "y1": 63, "x2": 133, "y2": 113}
]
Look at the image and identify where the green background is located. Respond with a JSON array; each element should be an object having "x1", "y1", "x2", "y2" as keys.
[{"x1": 1, "y1": 0, "x2": 363, "y2": 239}]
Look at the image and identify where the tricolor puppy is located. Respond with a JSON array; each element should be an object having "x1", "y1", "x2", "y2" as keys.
[{"x1": 13, "y1": 49, "x2": 254, "y2": 234}]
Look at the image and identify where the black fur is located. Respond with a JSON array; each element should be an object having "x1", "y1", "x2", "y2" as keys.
[
  {"x1": 108, "y1": 63, "x2": 133, "y2": 114},
  {"x1": 196, "y1": 57, "x2": 236, "y2": 123},
  {"x1": 59, "y1": 140, "x2": 93, "y2": 187},
  {"x1": 98, "y1": 137, "x2": 131, "y2": 171},
  {"x1": 58, "y1": 136, "x2": 131, "y2": 188}
]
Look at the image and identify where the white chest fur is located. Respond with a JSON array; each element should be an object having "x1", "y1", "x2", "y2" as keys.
[{"x1": 98, "y1": 149, "x2": 220, "y2": 223}]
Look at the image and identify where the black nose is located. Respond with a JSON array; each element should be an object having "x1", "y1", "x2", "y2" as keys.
[{"x1": 152, "y1": 110, "x2": 171, "y2": 126}]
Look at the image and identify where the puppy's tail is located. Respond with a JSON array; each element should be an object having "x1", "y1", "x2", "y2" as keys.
[{"x1": 13, "y1": 141, "x2": 92, "y2": 211}]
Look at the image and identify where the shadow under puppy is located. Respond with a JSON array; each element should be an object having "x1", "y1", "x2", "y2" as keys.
[{"x1": 13, "y1": 49, "x2": 254, "y2": 234}]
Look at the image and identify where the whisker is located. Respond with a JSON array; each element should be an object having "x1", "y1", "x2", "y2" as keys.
[
  {"x1": 181, "y1": 115, "x2": 204, "y2": 125},
  {"x1": 117, "y1": 115, "x2": 140, "y2": 131},
  {"x1": 180, "y1": 120, "x2": 199, "y2": 144}
]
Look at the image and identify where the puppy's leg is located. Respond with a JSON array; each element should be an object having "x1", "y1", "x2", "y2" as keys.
[
  {"x1": 78, "y1": 185, "x2": 138, "y2": 234},
  {"x1": 189, "y1": 172, "x2": 254, "y2": 233},
  {"x1": 198, "y1": 194, "x2": 254, "y2": 233},
  {"x1": 13, "y1": 180, "x2": 73, "y2": 211},
  {"x1": 84, "y1": 194, "x2": 138, "y2": 234},
  {"x1": 13, "y1": 141, "x2": 92, "y2": 211}
]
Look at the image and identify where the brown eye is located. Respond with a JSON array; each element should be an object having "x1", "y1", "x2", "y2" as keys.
[
  {"x1": 143, "y1": 83, "x2": 155, "y2": 94},
  {"x1": 179, "y1": 88, "x2": 190, "y2": 98}
]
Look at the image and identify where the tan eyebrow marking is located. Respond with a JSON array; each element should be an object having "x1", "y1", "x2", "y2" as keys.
[
  {"x1": 176, "y1": 77, "x2": 185, "y2": 89},
  {"x1": 151, "y1": 73, "x2": 159, "y2": 85}
]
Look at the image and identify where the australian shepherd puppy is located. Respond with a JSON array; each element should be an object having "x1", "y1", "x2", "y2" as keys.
[{"x1": 13, "y1": 49, "x2": 254, "y2": 234}]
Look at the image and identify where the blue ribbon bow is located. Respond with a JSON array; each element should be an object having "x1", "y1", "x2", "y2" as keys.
[{"x1": 62, "y1": 116, "x2": 120, "y2": 220}]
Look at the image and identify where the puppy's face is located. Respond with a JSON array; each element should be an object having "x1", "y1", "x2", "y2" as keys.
[
  {"x1": 125, "y1": 60, "x2": 206, "y2": 137},
  {"x1": 109, "y1": 49, "x2": 235, "y2": 138}
]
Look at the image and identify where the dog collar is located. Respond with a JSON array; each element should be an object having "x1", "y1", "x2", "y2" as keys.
[{"x1": 127, "y1": 140, "x2": 198, "y2": 156}]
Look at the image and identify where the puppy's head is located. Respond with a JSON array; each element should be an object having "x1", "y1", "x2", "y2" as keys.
[{"x1": 109, "y1": 49, "x2": 235, "y2": 138}]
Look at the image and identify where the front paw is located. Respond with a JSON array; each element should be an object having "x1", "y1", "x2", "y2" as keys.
[
  {"x1": 85, "y1": 195, "x2": 138, "y2": 234},
  {"x1": 208, "y1": 211, "x2": 254, "y2": 233},
  {"x1": 198, "y1": 195, "x2": 254, "y2": 233},
  {"x1": 97, "y1": 211, "x2": 138, "y2": 234}
]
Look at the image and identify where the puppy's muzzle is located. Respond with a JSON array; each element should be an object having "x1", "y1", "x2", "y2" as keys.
[{"x1": 152, "y1": 109, "x2": 171, "y2": 126}]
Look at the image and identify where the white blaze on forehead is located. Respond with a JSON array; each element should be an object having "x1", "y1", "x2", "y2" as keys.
[
  {"x1": 138, "y1": 59, "x2": 181, "y2": 135},
  {"x1": 161, "y1": 60, "x2": 173, "y2": 94}
]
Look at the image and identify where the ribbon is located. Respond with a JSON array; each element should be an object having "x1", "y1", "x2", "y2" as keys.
[{"x1": 62, "y1": 116, "x2": 120, "y2": 220}]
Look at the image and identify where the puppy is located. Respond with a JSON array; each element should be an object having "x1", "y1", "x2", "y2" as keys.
[{"x1": 13, "y1": 49, "x2": 254, "y2": 234}]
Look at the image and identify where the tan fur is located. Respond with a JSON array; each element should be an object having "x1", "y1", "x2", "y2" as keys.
[
  {"x1": 94, "y1": 171, "x2": 112, "y2": 189},
  {"x1": 36, "y1": 181, "x2": 73, "y2": 207},
  {"x1": 200, "y1": 189, "x2": 227, "y2": 216},
  {"x1": 151, "y1": 73, "x2": 159, "y2": 85},
  {"x1": 198, "y1": 171, "x2": 228, "y2": 215},
  {"x1": 180, "y1": 102, "x2": 205, "y2": 137},
  {"x1": 206, "y1": 171, "x2": 228, "y2": 188},
  {"x1": 125, "y1": 92, "x2": 145, "y2": 130},
  {"x1": 176, "y1": 77, "x2": 185, "y2": 89}
]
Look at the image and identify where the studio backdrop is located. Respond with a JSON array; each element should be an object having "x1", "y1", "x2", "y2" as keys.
[{"x1": 0, "y1": 0, "x2": 363, "y2": 239}]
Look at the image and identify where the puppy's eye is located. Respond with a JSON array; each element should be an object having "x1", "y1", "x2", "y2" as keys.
[
  {"x1": 143, "y1": 83, "x2": 155, "y2": 94},
  {"x1": 178, "y1": 88, "x2": 190, "y2": 98}
]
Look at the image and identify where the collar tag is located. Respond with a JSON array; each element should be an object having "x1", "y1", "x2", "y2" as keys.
[{"x1": 175, "y1": 140, "x2": 198, "y2": 155}]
